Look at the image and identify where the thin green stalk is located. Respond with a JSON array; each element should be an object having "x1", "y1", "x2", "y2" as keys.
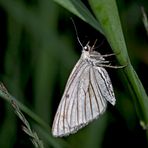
[
  {"x1": 141, "y1": 7, "x2": 148, "y2": 37},
  {"x1": 53, "y1": 0, "x2": 104, "y2": 34},
  {"x1": 0, "y1": 83, "x2": 49, "y2": 131},
  {"x1": 0, "y1": 83, "x2": 69, "y2": 148},
  {"x1": 88, "y1": 0, "x2": 148, "y2": 128}
]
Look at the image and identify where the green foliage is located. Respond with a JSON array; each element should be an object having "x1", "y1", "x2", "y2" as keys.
[
  {"x1": 0, "y1": 0, "x2": 148, "y2": 148},
  {"x1": 88, "y1": 0, "x2": 148, "y2": 129},
  {"x1": 54, "y1": 0, "x2": 104, "y2": 34}
]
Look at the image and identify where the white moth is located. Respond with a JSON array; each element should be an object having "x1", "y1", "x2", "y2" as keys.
[{"x1": 52, "y1": 41, "x2": 118, "y2": 137}]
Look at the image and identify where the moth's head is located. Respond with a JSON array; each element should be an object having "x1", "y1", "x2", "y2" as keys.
[
  {"x1": 82, "y1": 44, "x2": 94, "y2": 59},
  {"x1": 82, "y1": 42, "x2": 105, "y2": 61},
  {"x1": 83, "y1": 45, "x2": 91, "y2": 52},
  {"x1": 82, "y1": 41, "x2": 94, "y2": 52},
  {"x1": 82, "y1": 45, "x2": 89, "y2": 59}
]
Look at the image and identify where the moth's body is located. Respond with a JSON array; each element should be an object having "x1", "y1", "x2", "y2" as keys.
[{"x1": 52, "y1": 44, "x2": 115, "y2": 137}]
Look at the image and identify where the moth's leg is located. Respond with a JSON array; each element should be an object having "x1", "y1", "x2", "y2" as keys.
[
  {"x1": 102, "y1": 53, "x2": 116, "y2": 57},
  {"x1": 101, "y1": 52, "x2": 121, "y2": 57},
  {"x1": 98, "y1": 63, "x2": 127, "y2": 69},
  {"x1": 94, "y1": 60, "x2": 110, "y2": 66},
  {"x1": 99, "y1": 60, "x2": 110, "y2": 64}
]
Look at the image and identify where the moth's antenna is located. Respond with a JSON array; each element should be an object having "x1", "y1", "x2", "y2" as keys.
[
  {"x1": 71, "y1": 18, "x2": 83, "y2": 48},
  {"x1": 93, "y1": 39, "x2": 105, "y2": 50},
  {"x1": 91, "y1": 39, "x2": 98, "y2": 51}
]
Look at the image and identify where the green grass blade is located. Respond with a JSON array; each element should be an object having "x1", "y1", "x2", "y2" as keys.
[
  {"x1": 0, "y1": 83, "x2": 69, "y2": 148},
  {"x1": 89, "y1": 0, "x2": 128, "y2": 63},
  {"x1": 53, "y1": 0, "x2": 104, "y2": 35},
  {"x1": 141, "y1": 7, "x2": 148, "y2": 37},
  {"x1": 88, "y1": 0, "x2": 148, "y2": 128}
]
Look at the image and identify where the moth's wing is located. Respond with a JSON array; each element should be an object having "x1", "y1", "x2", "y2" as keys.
[
  {"x1": 52, "y1": 58, "x2": 87, "y2": 137},
  {"x1": 94, "y1": 67, "x2": 115, "y2": 105},
  {"x1": 77, "y1": 67, "x2": 107, "y2": 123},
  {"x1": 52, "y1": 60, "x2": 107, "y2": 137}
]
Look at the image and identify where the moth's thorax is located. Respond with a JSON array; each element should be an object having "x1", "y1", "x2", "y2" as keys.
[
  {"x1": 81, "y1": 45, "x2": 105, "y2": 64},
  {"x1": 82, "y1": 50, "x2": 90, "y2": 59}
]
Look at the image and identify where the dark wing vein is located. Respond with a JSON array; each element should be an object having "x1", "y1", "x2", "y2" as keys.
[
  {"x1": 97, "y1": 69, "x2": 112, "y2": 96},
  {"x1": 96, "y1": 67, "x2": 115, "y2": 105},
  {"x1": 92, "y1": 68, "x2": 106, "y2": 109},
  {"x1": 89, "y1": 68, "x2": 100, "y2": 113},
  {"x1": 83, "y1": 88, "x2": 87, "y2": 122},
  {"x1": 88, "y1": 69, "x2": 94, "y2": 118}
]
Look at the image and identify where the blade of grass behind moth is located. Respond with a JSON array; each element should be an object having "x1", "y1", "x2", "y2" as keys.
[
  {"x1": 141, "y1": 7, "x2": 148, "y2": 37},
  {"x1": 0, "y1": 83, "x2": 69, "y2": 148},
  {"x1": 53, "y1": 0, "x2": 104, "y2": 35},
  {"x1": 88, "y1": 0, "x2": 148, "y2": 128}
]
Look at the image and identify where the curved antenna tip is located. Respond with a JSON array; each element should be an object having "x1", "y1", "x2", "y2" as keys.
[{"x1": 70, "y1": 18, "x2": 83, "y2": 48}]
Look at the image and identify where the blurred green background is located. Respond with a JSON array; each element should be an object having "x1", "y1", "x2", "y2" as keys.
[{"x1": 0, "y1": 0, "x2": 148, "y2": 147}]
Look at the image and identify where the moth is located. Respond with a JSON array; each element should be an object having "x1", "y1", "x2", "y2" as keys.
[{"x1": 52, "y1": 40, "x2": 123, "y2": 137}]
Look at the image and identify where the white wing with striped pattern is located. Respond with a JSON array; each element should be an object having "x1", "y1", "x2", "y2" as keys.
[{"x1": 52, "y1": 44, "x2": 116, "y2": 137}]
